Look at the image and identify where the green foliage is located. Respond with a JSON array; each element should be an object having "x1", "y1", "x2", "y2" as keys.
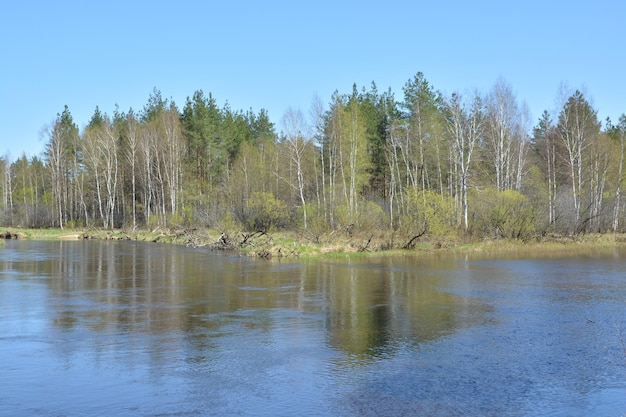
[
  {"x1": 401, "y1": 189, "x2": 456, "y2": 238},
  {"x1": 142, "y1": 87, "x2": 167, "y2": 122},
  {"x1": 87, "y1": 106, "x2": 105, "y2": 129},
  {"x1": 356, "y1": 82, "x2": 398, "y2": 198},
  {"x1": 182, "y1": 90, "x2": 276, "y2": 200},
  {"x1": 181, "y1": 90, "x2": 225, "y2": 193},
  {"x1": 64, "y1": 219, "x2": 83, "y2": 229},
  {"x1": 470, "y1": 188, "x2": 537, "y2": 240},
  {"x1": 523, "y1": 165, "x2": 551, "y2": 232},
  {"x1": 147, "y1": 215, "x2": 160, "y2": 230},
  {"x1": 332, "y1": 205, "x2": 351, "y2": 230},
  {"x1": 302, "y1": 205, "x2": 331, "y2": 242},
  {"x1": 246, "y1": 192, "x2": 289, "y2": 232},
  {"x1": 167, "y1": 212, "x2": 185, "y2": 227},
  {"x1": 356, "y1": 201, "x2": 387, "y2": 231},
  {"x1": 7, "y1": 80, "x2": 626, "y2": 243},
  {"x1": 217, "y1": 212, "x2": 242, "y2": 232},
  {"x1": 557, "y1": 90, "x2": 601, "y2": 139}
]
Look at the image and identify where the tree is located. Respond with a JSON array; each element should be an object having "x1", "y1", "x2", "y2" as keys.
[
  {"x1": 344, "y1": 87, "x2": 371, "y2": 223},
  {"x1": 532, "y1": 110, "x2": 559, "y2": 227},
  {"x1": 309, "y1": 95, "x2": 329, "y2": 227},
  {"x1": 485, "y1": 78, "x2": 526, "y2": 191},
  {"x1": 181, "y1": 90, "x2": 225, "y2": 195},
  {"x1": 322, "y1": 91, "x2": 346, "y2": 229},
  {"x1": 0, "y1": 155, "x2": 12, "y2": 225},
  {"x1": 83, "y1": 109, "x2": 119, "y2": 229},
  {"x1": 161, "y1": 102, "x2": 184, "y2": 218},
  {"x1": 556, "y1": 90, "x2": 601, "y2": 230},
  {"x1": 10, "y1": 155, "x2": 27, "y2": 226},
  {"x1": 43, "y1": 106, "x2": 79, "y2": 229},
  {"x1": 119, "y1": 108, "x2": 141, "y2": 229},
  {"x1": 444, "y1": 92, "x2": 485, "y2": 230},
  {"x1": 281, "y1": 107, "x2": 310, "y2": 228},
  {"x1": 607, "y1": 115, "x2": 626, "y2": 231},
  {"x1": 320, "y1": 86, "x2": 383, "y2": 230},
  {"x1": 402, "y1": 72, "x2": 444, "y2": 195},
  {"x1": 358, "y1": 82, "x2": 395, "y2": 200},
  {"x1": 386, "y1": 118, "x2": 407, "y2": 228},
  {"x1": 139, "y1": 91, "x2": 185, "y2": 227}
]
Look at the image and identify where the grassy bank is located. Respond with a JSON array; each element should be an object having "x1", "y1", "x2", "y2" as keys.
[{"x1": 3, "y1": 227, "x2": 626, "y2": 260}]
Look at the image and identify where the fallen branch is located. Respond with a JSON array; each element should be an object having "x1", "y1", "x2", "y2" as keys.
[
  {"x1": 240, "y1": 231, "x2": 266, "y2": 247},
  {"x1": 403, "y1": 229, "x2": 427, "y2": 249},
  {"x1": 358, "y1": 236, "x2": 373, "y2": 252}
]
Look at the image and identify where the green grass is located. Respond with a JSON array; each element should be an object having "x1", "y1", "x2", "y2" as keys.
[{"x1": 3, "y1": 228, "x2": 72, "y2": 240}]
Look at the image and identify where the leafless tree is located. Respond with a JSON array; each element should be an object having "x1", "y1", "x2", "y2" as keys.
[
  {"x1": 43, "y1": 122, "x2": 65, "y2": 229},
  {"x1": 445, "y1": 91, "x2": 485, "y2": 230},
  {"x1": 556, "y1": 89, "x2": 600, "y2": 229},
  {"x1": 282, "y1": 106, "x2": 309, "y2": 228},
  {"x1": 485, "y1": 78, "x2": 523, "y2": 191}
]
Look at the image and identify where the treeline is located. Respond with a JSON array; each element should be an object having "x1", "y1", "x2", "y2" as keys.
[{"x1": 1, "y1": 74, "x2": 626, "y2": 242}]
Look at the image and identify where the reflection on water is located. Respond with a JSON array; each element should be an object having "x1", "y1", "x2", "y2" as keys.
[{"x1": 1, "y1": 240, "x2": 625, "y2": 416}]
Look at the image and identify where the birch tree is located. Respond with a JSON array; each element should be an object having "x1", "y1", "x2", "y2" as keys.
[
  {"x1": 344, "y1": 90, "x2": 370, "y2": 223},
  {"x1": 402, "y1": 72, "x2": 443, "y2": 194},
  {"x1": 123, "y1": 109, "x2": 140, "y2": 230},
  {"x1": 82, "y1": 123, "x2": 104, "y2": 226},
  {"x1": 43, "y1": 115, "x2": 69, "y2": 229},
  {"x1": 533, "y1": 111, "x2": 559, "y2": 226},
  {"x1": 160, "y1": 103, "x2": 184, "y2": 217},
  {"x1": 587, "y1": 133, "x2": 610, "y2": 231},
  {"x1": 608, "y1": 115, "x2": 626, "y2": 231},
  {"x1": 100, "y1": 118, "x2": 119, "y2": 228},
  {"x1": 1, "y1": 155, "x2": 12, "y2": 225},
  {"x1": 83, "y1": 111, "x2": 119, "y2": 228},
  {"x1": 324, "y1": 92, "x2": 346, "y2": 228},
  {"x1": 556, "y1": 90, "x2": 600, "y2": 229},
  {"x1": 281, "y1": 107, "x2": 309, "y2": 228},
  {"x1": 444, "y1": 92, "x2": 485, "y2": 230},
  {"x1": 485, "y1": 78, "x2": 523, "y2": 191}
]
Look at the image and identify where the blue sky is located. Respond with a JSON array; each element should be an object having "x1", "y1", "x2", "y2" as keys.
[{"x1": 1, "y1": 0, "x2": 624, "y2": 159}]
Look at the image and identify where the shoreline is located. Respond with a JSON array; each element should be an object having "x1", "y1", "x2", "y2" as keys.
[{"x1": 3, "y1": 227, "x2": 626, "y2": 260}]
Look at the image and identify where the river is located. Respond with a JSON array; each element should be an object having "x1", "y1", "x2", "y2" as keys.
[{"x1": 1, "y1": 240, "x2": 625, "y2": 416}]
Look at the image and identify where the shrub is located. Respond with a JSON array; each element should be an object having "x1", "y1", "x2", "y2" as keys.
[
  {"x1": 470, "y1": 188, "x2": 537, "y2": 240},
  {"x1": 356, "y1": 201, "x2": 387, "y2": 231},
  {"x1": 246, "y1": 192, "x2": 289, "y2": 232},
  {"x1": 401, "y1": 189, "x2": 457, "y2": 239}
]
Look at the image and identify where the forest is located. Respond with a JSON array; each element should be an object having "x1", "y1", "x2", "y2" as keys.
[{"x1": 1, "y1": 72, "x2": 625, "y2": 247}]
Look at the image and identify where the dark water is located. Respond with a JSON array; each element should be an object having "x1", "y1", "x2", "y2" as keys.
[{"x1": 1, "y1": 240, "x2": 625, "y2": 416}]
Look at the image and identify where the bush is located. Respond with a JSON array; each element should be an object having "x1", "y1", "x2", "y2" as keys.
[
  {"x1": 300, "y1": 205, "x2": 330, "y2": 242},
  {"x1": 470, "y1": 188, "x2": 537, "y2": 240},
  {"x1": 401, "y1": 189, "x2": 457, "y2": 239},
  {"x1": 246, "y1": 192, "x2": 290, "y2": 232},
  {"x1": 356, "y1": 201, "x2": 387, "y2": 231}
]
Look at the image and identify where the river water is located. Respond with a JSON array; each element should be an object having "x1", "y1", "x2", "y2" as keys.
[{"x1": 1, "y1": 240, "x2": 625, "y2": 416}]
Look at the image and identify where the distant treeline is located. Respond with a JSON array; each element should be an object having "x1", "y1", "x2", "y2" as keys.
[{"x1": 2, "y1": 73, "x2": 625, "y2": 241}]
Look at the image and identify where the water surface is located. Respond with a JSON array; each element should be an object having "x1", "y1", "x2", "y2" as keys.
[{"x1": 1, "y1": 240, "x2": 625, "y2": 416}]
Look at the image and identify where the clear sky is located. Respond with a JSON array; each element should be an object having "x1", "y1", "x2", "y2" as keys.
[{"x1": 1, "y1": 0, "x2": 624, "y2": 159}]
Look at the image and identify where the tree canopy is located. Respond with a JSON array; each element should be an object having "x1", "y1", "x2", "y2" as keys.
[{"x1": 1, "y1": 74, "x2": 625, "y2": 242}]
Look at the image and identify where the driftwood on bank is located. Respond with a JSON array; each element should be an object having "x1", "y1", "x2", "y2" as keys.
[
  {"x1": 403, "y1": 229, "x2": 427, "y2": 249},
  {"x1": 0, "y1": 231, "x2": 26, "y2": 239},
  {"x1": 358, "y1": 236, "x2": 373, "y2": 252},
  {"x1": 209, "y1": 232, "x2": 236, "y2": 251},
  {"x1": 239, "y1": 231, "x2": 266, "y2": 246}
]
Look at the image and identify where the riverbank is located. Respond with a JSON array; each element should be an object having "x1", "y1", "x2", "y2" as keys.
[{"x1": 3, "y1": 227, "x2": 626, "y2": 260}]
